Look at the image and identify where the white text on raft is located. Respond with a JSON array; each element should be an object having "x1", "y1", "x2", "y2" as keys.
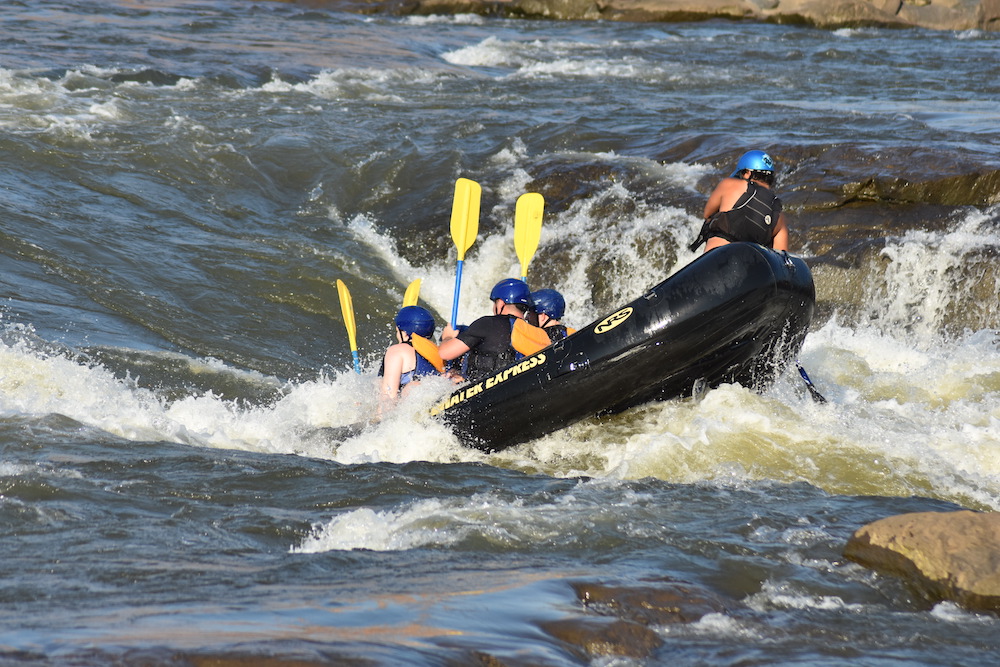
[{"x1": 430, "y1": 353, "x2": 547, "y2": 416}]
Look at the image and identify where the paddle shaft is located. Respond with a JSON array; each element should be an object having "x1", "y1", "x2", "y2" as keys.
[
  {"x1": 797, "y1": 363, "x2": 826, "y2": 403},
  {"x1": 450, "y1": 260, "x2": 465, "y2": 329}
]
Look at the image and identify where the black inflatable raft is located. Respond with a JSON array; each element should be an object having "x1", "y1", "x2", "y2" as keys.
[{"x1": 430, "y1": 243, "x2": 816, "y2": 452}]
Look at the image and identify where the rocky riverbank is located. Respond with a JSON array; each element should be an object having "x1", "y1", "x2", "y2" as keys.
[{"x1": 292, "y1": 0, "x2": 1000, "y2": 32}]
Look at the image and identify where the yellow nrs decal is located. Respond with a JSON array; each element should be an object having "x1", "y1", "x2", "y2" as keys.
[{"x1": 595, "y1": 307, "x2": 633, "y2": 334}]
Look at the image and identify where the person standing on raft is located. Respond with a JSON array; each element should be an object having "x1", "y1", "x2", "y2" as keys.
[{"x1": 690, "y1": 150, "x2": 789, "y2": 253}]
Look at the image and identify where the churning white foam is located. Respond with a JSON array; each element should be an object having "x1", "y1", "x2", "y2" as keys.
[
  {"x1": 747, "y1": 580, "x2": 865, "y2": 612},
  {"x1": 861, "y1": 206, "x2": 1000, "y2": 343},
  {"x1": 290, "y1": 477, "x2": 647, "y2": 554}
]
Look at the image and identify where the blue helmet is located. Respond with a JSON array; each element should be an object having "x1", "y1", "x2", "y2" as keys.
[
  {"x1": 489, "y1": 278, "x2": 531, "y2": 307},
  {"x1": 394, "y1": 306, "x2": 435, "y2": 337},
  {"x1": 530, "y1": 289, "x2": 565, "y2": 320},
  {"x1": 730, "y1": 150, "x2": 775, "y2": 177}
]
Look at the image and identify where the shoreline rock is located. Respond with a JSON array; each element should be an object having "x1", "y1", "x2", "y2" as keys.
[
  {"x1": 844, "y1": 511, "x2": 1000, "y2": 613},
  {"x1": 293, "y1": 0, "x2": 1000, "y2": 32}
]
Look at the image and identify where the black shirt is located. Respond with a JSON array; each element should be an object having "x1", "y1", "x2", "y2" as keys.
[{"x1": 456, "y1": 314, "x2": 518, "y2": 382}]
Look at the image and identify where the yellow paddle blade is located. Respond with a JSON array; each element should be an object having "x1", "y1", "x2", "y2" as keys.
[
  {"x1": 403, "y1": 278, "x2": 421, "y2": 307},
  {"x1": 410, "y1": 333, "x2": 445, "y2": 373},
  {"x1": 336, "y1": 279, "x2": 358, "y2": 351},
  {"x1": 511, "y1": 318, "x2": 552, "y2": 357},
  {"x1": 450, "y1": 177, "x2": 481, "y2": 261},
  {"x1": 514, "y1": 192, "x2": 544, "y2": 280}
]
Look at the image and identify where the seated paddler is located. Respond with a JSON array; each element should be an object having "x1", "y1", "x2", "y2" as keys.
[
  {"x1": 438, "y1": 278, "x2": 532, "y2": 383},
  {"x1": 690, "y1": 149, "x2": 789, "y2": 253},
  {"x1": 378, "y1": 305, "x2": 445, "y2": 407},
  {"x1": 529, "y1": 288, "x2": 575, "y2": 342}
]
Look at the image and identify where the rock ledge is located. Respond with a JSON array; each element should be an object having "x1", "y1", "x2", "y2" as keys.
[
  {"x1": 295, "y1": 0, "x2": 1000, "y2": 32},
  {"x1": 844, "y1": 510, "x2": 1000, "y2": 612}
]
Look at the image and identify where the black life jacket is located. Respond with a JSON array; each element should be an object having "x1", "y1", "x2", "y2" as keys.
[
  {"x1": 543, "y1": 323, "x2": 568, "y2": 342},
  {"x1": 690, "y1": 182, "x2": 782, "y2": 251},
  {"x1": 460, "y1": 315, "x2": 520, "y2": 382}
]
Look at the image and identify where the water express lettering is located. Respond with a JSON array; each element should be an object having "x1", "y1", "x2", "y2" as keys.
[
  {"x1": 429, "y1": 353, "x2": 547, "y2": 415},
  {"x1": 484, "y1": 353, "x2": 545, "y2": 388},
  {"x1": 429, "y1": 382, "x2": 483, "y2": 415},
  {"x1": 595, "y1": 307, "x2": 633, "y2": 334}
]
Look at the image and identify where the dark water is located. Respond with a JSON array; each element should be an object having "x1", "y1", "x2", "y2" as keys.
[{"x1": 1, "y1": 1, "x2": 999, "y2": 664}]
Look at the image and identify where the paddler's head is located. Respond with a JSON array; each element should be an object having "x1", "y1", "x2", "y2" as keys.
[
  {"x1": 530, "y1": 289, "x2": 565, "y2": 324},
  {"x1": 731, "y1": 149, "x2": 775, "y2": 186},
  {"x1": 489, "y1": 278, "x2": 531, "y2": 316},
  {"x1": 394, "y1": 305, "x2": 435, "y2": 342}
]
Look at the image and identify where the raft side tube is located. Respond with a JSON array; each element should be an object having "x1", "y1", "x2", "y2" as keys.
[{"x1": 436, "y1": 243, "x2": 815, "y2": 452}]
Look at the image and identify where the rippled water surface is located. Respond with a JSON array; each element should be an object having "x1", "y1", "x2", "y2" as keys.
[{"x1": 1, "y1": 1, "x2": 999, "y2": 664}]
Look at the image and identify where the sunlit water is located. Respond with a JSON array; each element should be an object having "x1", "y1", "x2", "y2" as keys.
[{"x1": 0, "y1": 1, "x2": 999, "y2": 664}]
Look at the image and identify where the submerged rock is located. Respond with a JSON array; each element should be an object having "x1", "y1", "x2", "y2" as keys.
[
  {"x1": 841, "y1": 170, "x2": 1000, "y2": 207},
  {"x1": 392, "y1": 578, "x2": 735, "y2": 664},
  {"x1": 571, "y1": 579, "x2": 731, "y2": 625},
  {"x1": 844, "y1": 510, "x2": 1000, "y2": 612},
  {"x1": 535, "y1": 579, "x2": 732, "y2": 661},
  {"x1": 541, "y1": 617, "x2": 664, "y2": 660}
]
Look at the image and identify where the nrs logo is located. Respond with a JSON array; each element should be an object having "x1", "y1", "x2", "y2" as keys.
[{"x1": 595, "y1": 307, "x2": 633, "y2": 334}]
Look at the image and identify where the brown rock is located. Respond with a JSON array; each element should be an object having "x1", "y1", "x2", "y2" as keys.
[
  {"x1": 297, "y1": 0, "x2": 1000, "y2": 31},
  {"x1": 540, "y1": 617, "x2": 663, "y2": 659},
  {"x1": 571, "y1": 580, "x2": 730, "y2": 624},
  {"x1": 844, "y1": 510, "x2": 1000, "y2": 612},
  {"x1": 759, "y1": 0, "x2": 910, "y2": 28},
  {"x1": 897, "y1": 0, "x2": 989, "y2": 30},
  {"x1": 586, "y1": 0, "x2": 755, "y2": 22},
  {"x1": 533, "y1": 579, "x2": 733, "y2": 660},
  {"x1": 873, "y1": 0, "x2": 903, "y2": 11},
  {"x1": 841, "y1": 170, "x2": 1000, "y2": 206},
  {"x1": 985, "y1": 0, "x2": 1000, "y2": 29}
]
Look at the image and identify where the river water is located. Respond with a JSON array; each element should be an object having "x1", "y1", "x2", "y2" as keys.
[{"x1": 1, "y1": 1, "x2": 999, "y2": 664}]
